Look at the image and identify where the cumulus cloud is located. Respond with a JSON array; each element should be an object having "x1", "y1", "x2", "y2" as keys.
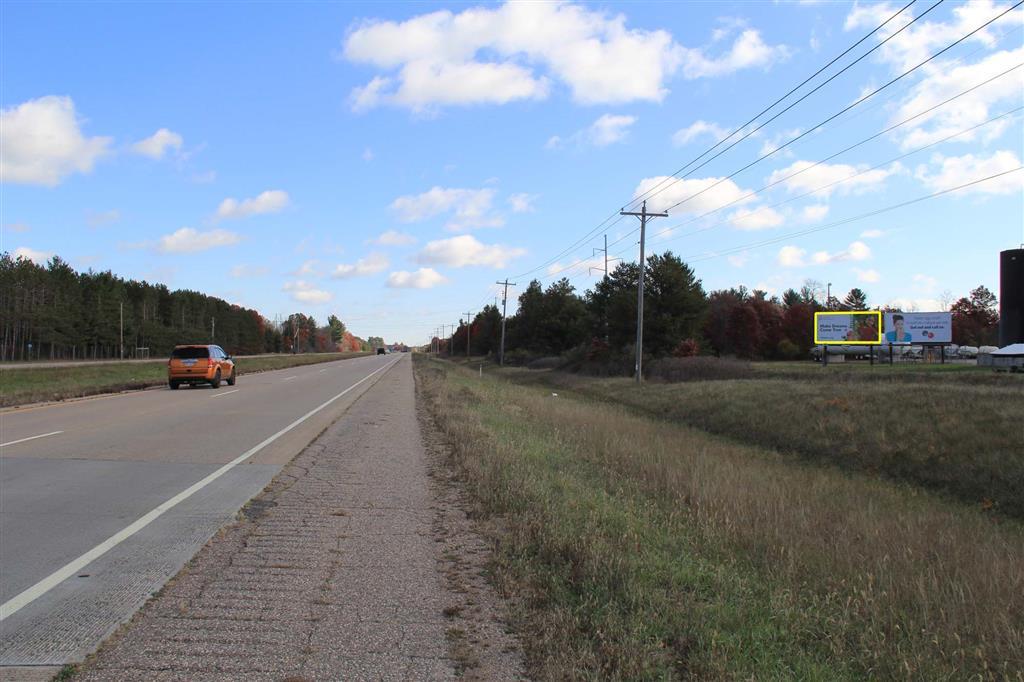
[
  {"x1": 632, "y1": 175, "x2": 755, "y2": 215},
  {"x1": 417, "y1": 234, "x2": 526, "y2": 268},
  {"x1": 767, "y1": 160, "x2": 902, "y2": 197},
  {"x1": 802, "y1": 204, "x2": 830, "y2": 222},
  {"x1": 811, "y1": 240, "x2": 872, "y2": 264},
  {"x1": 777, "y1": 245, "x2": 806, "y2": 267},
  {"x1": 0, "y1": 96, "x2": 111, "y2": 186},
  {"x1": 342, "y1": 3, "x2": 786, "y2": 111},
  {"x1": 158, "y1": 227, "x2": 241, "y2": 253},
  {"x1": 728, "y1": 206, "x2": 784, "y2": 230},
  {"x1": 331, "y1": 252, "x2": 390, "y2": 278},
  {"x1": 386, "y1": 268, "x2": 448, "y2": 288},
  {"x1": 548, "y1": 114, "x2": 637, "y2": 149},
  {"x1": 371, "y1": 230, "x2": 417, "y2": 246},
  {"x1": 759, "y1": 127, "x2": 802, "y2": 156},
  {"x1": 507, "y1": 193, "x2": 537, "y2": 213},
  {"x1": 216, "y1": 190, "x2": 290, "y2": 220},
  {"x1": 679, "y1": 29, "x2": 790, "y2": 79},
  {"x1": 860, "y1": 228, "x2": 884, "y2": 238},
  {"x1": 390, "y1": 186, "x2": 502, "y2": 231},
  {"x1": 131, "y1": 128, "x2": 183, "y2": 159},
  {"x1": 283, "y1": 280, "x2": 332, "y2": 304},
  {"x1": 672, "y1": 120, "x2": 728, "y2": 146},
  {"x1": 915, "y1": 150, "x2": 1023, "y2": 195},
  {"x1": 854, "y1": 268, "x2": 881, "y2": 283},
  {"x1": 292, "y1": 260, "x2": 321, "y2": 277},
  {"x1": 12, "y1": 247, "x2": 54, "y2": 264}
]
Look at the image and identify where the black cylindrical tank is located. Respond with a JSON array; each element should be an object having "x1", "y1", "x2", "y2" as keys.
[{"x1": 1000, "y1": 248, "x2": 1024, "y2": 347}]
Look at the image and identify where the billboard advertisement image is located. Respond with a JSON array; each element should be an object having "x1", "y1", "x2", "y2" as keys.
[
  {"x1": 814, "y1": 311, "x2": 882, "y2": 345},
  {"x1": 883, "y1": 312, "x2": 952, "y2": 344}
]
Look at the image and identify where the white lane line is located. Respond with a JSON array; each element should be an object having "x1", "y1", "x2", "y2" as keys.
[
  {"x1": 317, "y1": 368, "x2": 328, "y2": 373},
  {"x1": 282, "y1": 376, "x2": 297, "y2": 382},
  {"x1": 0, "y1": 430, "x2": 64, "y2": 448},
  {"x1": 0, "y1": 358, "x2": 400, "y2": 621},
  {"x1": 209, "y1": 389, "x2": 240, "y2": 399}
]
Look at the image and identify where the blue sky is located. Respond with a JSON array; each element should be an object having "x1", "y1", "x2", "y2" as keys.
[{"x1": 2, "y1": 1, "x2": 1021, "y2": 345}]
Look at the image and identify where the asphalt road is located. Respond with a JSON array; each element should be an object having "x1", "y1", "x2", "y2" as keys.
[{"x1": 0, "y1": 353, "x2": 402, "y2": 667}]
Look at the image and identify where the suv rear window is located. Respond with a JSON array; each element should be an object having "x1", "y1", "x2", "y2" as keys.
[{"x1": 172, "y1": 347, "x2": 210, "y2": 359}]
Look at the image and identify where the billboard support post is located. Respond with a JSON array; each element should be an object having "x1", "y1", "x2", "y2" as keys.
[{"x1": 870, "y1": 346, "x2": 874, "y2": 366}]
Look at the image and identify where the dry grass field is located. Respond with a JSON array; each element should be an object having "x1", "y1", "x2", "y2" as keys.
[{"x1": 415, "y1": 355, "x2": 1023, "y2": 680}]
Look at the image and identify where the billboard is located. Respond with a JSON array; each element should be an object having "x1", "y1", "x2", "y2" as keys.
[
  {"x1": 883, "y1": 312, "x2": 952, "y2": 344},
  {"x1": 814, "y1": 311, "x2": 882, "y2": 345}
]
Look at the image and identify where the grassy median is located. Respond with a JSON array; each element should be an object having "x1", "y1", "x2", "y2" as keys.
[
  {"x1": 0, "y1": 352, "x2": 370, "y2": 407},
  {"x1": 498, "y1": 363, "x2": 1024, "y2": 519},
  {"x1": 415, "y1": 355, "x2": 1023, "y2": 680}
]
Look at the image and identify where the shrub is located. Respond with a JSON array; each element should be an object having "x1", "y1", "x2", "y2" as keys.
[
  {"x1": 672, "y1": 338, "x2": 700, "y2": 357},
  {"x1": 776, "y1": 338, "x2": 802, "y2": 360},
  {"x1": 526, "y1": 356, "x2": 563, "y2": 370},
  {"x1": 646, "y1": 356, "x2": 752, "y2": 382}
]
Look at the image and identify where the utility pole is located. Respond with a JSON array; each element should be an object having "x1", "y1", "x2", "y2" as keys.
[
  {"x1": 463, "y1": 312, "x2": 473, "y2": 358},
  {"x1": 620, "y1": 201, "x2": 668, "y2": 384},
  {"x1": 119, "y1": 302, "x2": 124, "y2": 360},
  {"x1": 496, "y1": 279, "x2": 516, "y2": 366},
  {"x1": 827, "y1": 282, "x2": 832, "y2": 310},
  {"x1": 589, "y1": 234, "x2": 619, "y2": 280}
]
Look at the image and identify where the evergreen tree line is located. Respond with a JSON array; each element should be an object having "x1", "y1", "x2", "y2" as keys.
[
  {"x1": 437, "y1": 251, "x2": 1000, "y2": 362},
  {"x1": 0, "y1": 253, "x2": 373, "y2": 361}
]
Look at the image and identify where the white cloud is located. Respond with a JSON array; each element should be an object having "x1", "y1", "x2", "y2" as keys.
[
  {"x1": 891, "y1": 46, "x2": 1024, "y2": 150},
  {"x1": 767, "y1": 160, "x2": 902, "y2": 197},
  {"x1": 342, "y1": 3, "x2": 785, "y2": 111},
  {"x1": 390, "y1": 186, "x2": 502, "y2": 231},
  {"x1": 885, "y1": 297, "x2": 943, "y2": 312},
  {"x1": 158, "y1": 227, "x2": 241, "y2": 253},
  {"x1": 632, "y1": 175, "x2": 755, "y2": 215},
  {"x1": 860, "y1": 228, "x2": 884, "y2": 238},
  {"x1": 283, "y1": 280, "x2": 333, "y2": 304},
  {"x1": 915, "y1": 150, "x2": 1023, "y2": 195},
  {"x1": 845, "y1": 1, "x2": 1014, "y2": 74},
  {"x1": 777, "y1": 245, "x2": 806, "y2": 267},
  {"x1": 216, "y1": 190, "x2": 290, "y2": 220},
  {"x1": 86, "y1": 209, "x2": 121, "y2": 227},
  {"x1": 728, "y1": 206, "x2": 784, "y2": 230},
  {"x1": 507, "y1": 193, "x2": 537, "y2": 213},
  {"x1": 549, "y1": 114, "x2": 637, "y2": 149},
  {"x1": 331, "y1": 252, "x2": 389, "y2": 278},
  {"x1": 386, "y1": 268, "x2": 448, "y2": 289},
  {"x1": 672, "y1": 120, "x2": 728, "y2": 147},
  {"x1": 811, "y1": 240, "x2": 872, "y2": 264},
  {"x1": 417, "y1": 234, "x2": 526, "y2": 268},
  {"x1": 0, "y1": 95, "x2": 111, "y2": 186},
  {"x1": 131, "y1": 128, "x2": 183, "y2": 159},
  {"x1": 292, "y1": 259, "x2": 321, "y2": 277},
  {"x1": 12, "y1": 247, "x2": 54, "y2": 264},
  {"x1": 802, "y1": 204, "x2": 830, "y2": 222},
  {"x1": 727, "y1": 253, "x2": 750, "y2": 268},
  {"x1": 371, "y1": 230, "x2": 417, "y2": 246},
  {"x1": 759, "y1": 127, "x2": 801, "y2": 156},
  {"x1": 230, "y1": 265, "x2": 269, "y2": 278},
  {"x1": 854, "y1": 268, "x2": 881, "y2": 283},
  {"x1": 679, "y1": 29, "x2": 790, "y2": 79}
]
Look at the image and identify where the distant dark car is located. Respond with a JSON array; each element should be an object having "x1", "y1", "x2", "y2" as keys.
[
  {"x1": 168, "y1": 344, "x2": 235, "y2": 389},
  {"x1": 376, "y1": 348, "x2": 386, "y2": 355}
]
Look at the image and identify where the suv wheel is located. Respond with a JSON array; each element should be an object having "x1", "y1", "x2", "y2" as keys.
[
  {"x1": 227, "y1": 369, "x2": 236, "y2": 386},
  {"x1": 169, "y1": 380, "x2": 180, "y2": 390},
  {"x1": 210, "y1": 370, "x2": 221, "y2": 389}
]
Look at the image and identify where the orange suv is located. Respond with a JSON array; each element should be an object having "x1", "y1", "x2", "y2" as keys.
[{"x1": 168, "y1": 345, "x2": 236, "y2": 390}]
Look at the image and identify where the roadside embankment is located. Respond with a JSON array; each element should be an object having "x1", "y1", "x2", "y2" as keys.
[{"x1": 415, "y1": 355, "x2": 1024, "y2": 680}]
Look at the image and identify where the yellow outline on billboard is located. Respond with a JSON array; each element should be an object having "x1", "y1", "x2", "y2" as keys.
[{"x1": 814, "y1": 310, "x2": 882, "y2": 345}]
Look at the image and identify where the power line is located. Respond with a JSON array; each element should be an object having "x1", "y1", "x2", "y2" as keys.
[
  {"x1": 630, "y1": 0, "x2": 930, "y2": 210},
  {"x1": 509, "y1": 0, "x2": 919, "y2": 281},
  {"x1": 680, "y1": 167, "x2": 1023, "y2": 264},
  {"x1": 659, "y1": 0, "x2": 1023, "y2": 215}
]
